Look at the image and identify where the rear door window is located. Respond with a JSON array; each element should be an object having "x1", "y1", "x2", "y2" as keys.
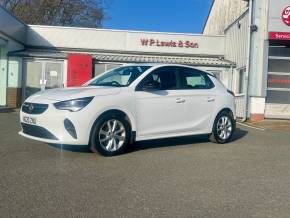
[{"x1": 178, "y1": 67, "x2": 214, "y2": 90}]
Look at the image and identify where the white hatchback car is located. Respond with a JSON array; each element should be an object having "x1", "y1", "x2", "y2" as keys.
[{"x1": 20, "y1": 64, "x2": 236, "y2": 156}]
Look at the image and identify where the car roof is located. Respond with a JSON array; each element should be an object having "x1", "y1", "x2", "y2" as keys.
[{"x1": 122, "y1": 63, "x2": 215, "y2": 77}]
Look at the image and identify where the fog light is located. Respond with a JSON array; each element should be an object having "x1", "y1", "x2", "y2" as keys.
[{"x1": 64, "y1": 119, "x2": 77, "y2": 139}]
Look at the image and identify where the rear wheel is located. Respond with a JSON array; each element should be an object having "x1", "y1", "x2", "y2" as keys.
[
  {"x1": 90, "y1": 113, "x2": 131, "y2": 156},
  {"x1": 209, "y1": 111, "x2": 235, "y2": 144}
]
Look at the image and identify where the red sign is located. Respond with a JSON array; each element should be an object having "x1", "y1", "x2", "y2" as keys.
[
  {"x1": 67, "y1": 53, "x2": 92, "y2": 87},
  {"x1": 269, "y1": 31, "x2": 290, "y2": 40},
  {"x1": 140, "y1": 38, "x2": 199, "y2": 49},
  {"x1": 282, "y1": 6, "x2": 290, "y2": 26}
]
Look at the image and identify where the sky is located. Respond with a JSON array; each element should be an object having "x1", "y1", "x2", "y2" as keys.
[{"x1": 102, "y1": 0, "x2": 213, "y2": 34}]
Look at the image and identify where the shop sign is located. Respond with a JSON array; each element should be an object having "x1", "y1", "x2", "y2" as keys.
[
  {"x1": 282, "y1": 6, "x2": 290, "y2": 26},
  {"x1": 140, "y1": 38, "x2": 199, "y2": 48},
  {"x1": 269, "y1": 31, "x2": 290, "y2": 40}
]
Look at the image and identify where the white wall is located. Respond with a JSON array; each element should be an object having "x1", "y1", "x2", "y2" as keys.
[
  {"x1": 27, "y1": 25, "x2": 226, "y2": 56},
  {"x1": 268, "y1": 0, "x2": 290, "y2": 32},
  {"x1": 224, "y1": 12, "x2": 249, "y2": 94},
  {"x1": 225, "y1": 12, "x2": 249, "y2": 69},
  {"x1": 203, "y1": 0, "x2": 248, "y2": 35}
]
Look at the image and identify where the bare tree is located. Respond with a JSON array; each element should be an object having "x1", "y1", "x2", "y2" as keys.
[{"x1": 0, "y1": 0, "x2": 106, "y2": 28}]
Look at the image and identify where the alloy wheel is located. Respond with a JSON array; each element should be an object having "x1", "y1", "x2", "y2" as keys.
[
  {"x1": 98, "y1": 119, "x2": 126, "y2": 152},
  {"x1": 217, "y1": 116, "x2": 233, "y2": 140}
]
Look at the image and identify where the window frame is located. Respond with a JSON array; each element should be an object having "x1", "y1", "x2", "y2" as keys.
[
  {"x1": 176, "y1": 66, "x2": 215, "y2": 90},
  {"x1": 89, "y1": 65, "x2": 151, "y2": 87},
  {"x1": 236, "y1": 67, "x2": 246, "y2": 94},
  {"x1": 135, "y1": 66, "x2": 179, "y2": 91},
  {"x1": 135, "y1": 66, "x2": 215, "y2": 91}
]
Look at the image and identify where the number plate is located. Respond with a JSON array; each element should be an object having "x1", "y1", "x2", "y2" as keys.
[{"x1": 23, "y1": 116, "x2": 37, "y2": 125}]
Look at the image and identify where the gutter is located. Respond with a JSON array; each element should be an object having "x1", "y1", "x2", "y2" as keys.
[{"x1": 242, "y1": 0, "x2": 253, "y2": 122}]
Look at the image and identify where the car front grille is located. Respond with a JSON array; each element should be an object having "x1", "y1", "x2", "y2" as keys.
[
  {"x1": 22, "y1": 102, "x2": 48, "y2": 114},
  {"x1": 21, "y1": 123, "x2": 58, "y2": 140}
]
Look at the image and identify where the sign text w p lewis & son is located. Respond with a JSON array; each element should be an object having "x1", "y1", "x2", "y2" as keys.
[{"x1": 140, "y1": 38, "x2": 199, "y2": 49}]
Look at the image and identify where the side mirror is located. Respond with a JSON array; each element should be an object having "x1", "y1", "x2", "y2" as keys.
[{"x1": 142, "y1": 81, "x2": 160, "y2": 91}]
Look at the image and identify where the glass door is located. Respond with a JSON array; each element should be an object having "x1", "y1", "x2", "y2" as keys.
[
  {"x1": 266, "y1": 58, "x2": 290, "y2": 119},
  {"x1": 23, "y1": 60, "x2": 63, "y2": 100},
  {"x1": 0, "y1": 41, "x2": 7, "y2": 106},
  {"x1": 44, "y1": 62, "x2": 63, "y2": 90},
  {"x1": 24, "y1": 61, "x2": 43, "y2": 99}
]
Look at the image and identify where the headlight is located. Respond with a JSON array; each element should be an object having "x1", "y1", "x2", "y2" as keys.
[{"x1": 53, "y1": 97, "x2": 94, "y2": 112}]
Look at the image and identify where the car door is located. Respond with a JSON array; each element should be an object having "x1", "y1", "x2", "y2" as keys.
[
  {"x1": 177, "y1": 67, "x2": 216, "y2": 133},
  {"x1": 134, "y1": 66, "x2": 187, "y2": 137}
]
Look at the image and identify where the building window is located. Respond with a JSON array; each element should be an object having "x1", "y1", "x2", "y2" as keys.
[
  {"x1": 206, "y1": 71, "x2": 221, "y2": 80},
  {"x1": 213, "y1": 71, "x2": 221, "y2": 80},
  {"x1": 237, "y1": 68, "x2": 246, "y2": 94},
  {"x1": 94, "y1": 63, "x2": 106, "y2": 77},
  {"x1": 94, "y1": 63, "x2": 122, "y2": 77},
  {"x1": 106, "y1": 63, "x2": 122, "y2": 71}
]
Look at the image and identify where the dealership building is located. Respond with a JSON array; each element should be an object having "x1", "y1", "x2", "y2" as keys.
[
  {"x1": 205, "y1": 0, "x2": 290, "y2": 120},
  {"x1": 0, "y1": 6, "x2": 234, "y2": 108},
  {"x1": 1, "y1": 0, "x2": 290, "y2": 121}
]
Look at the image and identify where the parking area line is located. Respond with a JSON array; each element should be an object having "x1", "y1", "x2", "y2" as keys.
[{"x1": 237, "y1": 122, "x2": 265, "y2": 131}]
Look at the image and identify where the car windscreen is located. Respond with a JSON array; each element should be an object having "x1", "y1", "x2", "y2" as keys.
[{"x1": 88, "y1": 66, "x2": 152, "y2": 87}]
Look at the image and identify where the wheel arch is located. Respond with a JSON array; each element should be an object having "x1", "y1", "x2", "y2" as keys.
[
  {"x1": 211, "y1": 107, "x2": 235, "y2": 129},
  {"x1": 89, "y1": 108, "x2": 137, "y2": 144},
  {"x1": 210, "y1": 107, "x2": 235, "y2": 129},
  {"x1": 209, "y1": 107, "x2": 235, "y2": 143},
  {"x1": 217, "y1": 108, "x2": 234, "y2": 116},
  {"x1": 99, "y1": 109, "x2": 134, "y2": 126}
]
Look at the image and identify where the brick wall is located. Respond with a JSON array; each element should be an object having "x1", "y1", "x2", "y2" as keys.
[{"x1": 7, "y1": 87, "x2": 22, "y2": 108}]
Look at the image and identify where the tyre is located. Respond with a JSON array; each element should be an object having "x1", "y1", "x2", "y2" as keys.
[
  {"x1": 90, "y1": 113, "x2": 131, "y2": 156},
  {"x1": 209, "y1": 111, "x2": 235, "y2": 144}
]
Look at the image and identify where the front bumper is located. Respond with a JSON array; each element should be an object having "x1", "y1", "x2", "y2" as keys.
[{"x1": 19, "y1": 102, "x2": 94, "y2": 145}]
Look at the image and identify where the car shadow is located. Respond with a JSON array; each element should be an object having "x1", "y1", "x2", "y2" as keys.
[
  {"x1": 130, "y1": 128, "x2": 248, "y2": 153},
  {"x1": 230, "y1": 127, "x2": 248, "y2": 142},
  {"x1": 47, "y1": 128, "x2": 248, "y2": 154}
]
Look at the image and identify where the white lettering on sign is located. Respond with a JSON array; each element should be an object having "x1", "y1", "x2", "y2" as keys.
[{"x1": 269, "y1": 32, "x2": 290, "y2": 40}]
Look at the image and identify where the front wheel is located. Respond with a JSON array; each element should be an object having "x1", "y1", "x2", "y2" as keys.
[
  {"x1": 90, "y1": 114, "x2": 131, "y2": 156},
  {"x1": 209, "y1": 111, "x2": 235, "y2": 144}
]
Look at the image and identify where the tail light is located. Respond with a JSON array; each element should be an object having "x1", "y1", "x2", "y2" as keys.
[{"x1": 227, "y1": 89, "x2": 235, "y2": 97}]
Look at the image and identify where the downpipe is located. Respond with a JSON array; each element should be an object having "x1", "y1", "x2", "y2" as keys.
[{"x1": 242, "y1": 0, "x2": 253, "y2": 122}]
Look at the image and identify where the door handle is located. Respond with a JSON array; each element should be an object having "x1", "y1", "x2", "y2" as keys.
[
  {"x1": 176, "y1": 98, "x2": 185, "y2": 103},
  {"x1": 207, "y1": 97, "x2": 215, "y2": 102}
]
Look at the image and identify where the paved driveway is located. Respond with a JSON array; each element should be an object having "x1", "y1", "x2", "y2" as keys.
[{"x1": 1, "y1": 110, "x2": 290, "y2": 217}]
